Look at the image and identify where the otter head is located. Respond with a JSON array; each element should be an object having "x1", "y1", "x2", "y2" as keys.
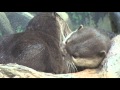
[{"x1": 64, "y1": 25, "x2": 111, "y2": 69}]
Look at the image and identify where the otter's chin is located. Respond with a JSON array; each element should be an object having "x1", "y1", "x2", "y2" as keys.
[{"x1": 72, "y1": 56, "x2": 104, "y2": 68}]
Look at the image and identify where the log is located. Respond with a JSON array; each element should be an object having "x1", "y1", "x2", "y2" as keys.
[
  {"x1": 101, "y1": 34, "x2": 120, "y2": 78},
  {"x1": 0, "y1": 63, "x2": 100, "y2": 78},
  {"x1": 0, "y1": 35, "x2": 120, "y2": 78}
]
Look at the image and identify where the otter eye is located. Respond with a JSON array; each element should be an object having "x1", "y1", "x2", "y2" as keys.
[{"x1": 73, "y1": 52, "x2": 79, "y2": 58}]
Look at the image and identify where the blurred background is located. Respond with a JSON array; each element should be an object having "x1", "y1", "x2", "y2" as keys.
[{"x1": 0, "y1": 12, "x2": 118, "y2": 37}]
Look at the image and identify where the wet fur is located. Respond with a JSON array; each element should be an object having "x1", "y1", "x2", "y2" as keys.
[{"x1": 0, "y1": 12, "x2": 71, "y2": 74}]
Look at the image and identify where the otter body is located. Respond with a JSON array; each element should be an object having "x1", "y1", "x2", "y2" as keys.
[
  {"x1": 0, "y1": 12, "x2": 70, "y2": 74},
  {"x1": 64, "y1": 25, "x2": 111, "y2": 70}
]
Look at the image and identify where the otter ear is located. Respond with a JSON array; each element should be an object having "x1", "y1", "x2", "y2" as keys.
[
  {"x1": 77, "y1": 24, "x2": 83, "y2": 31},
  {"x1": 99, "y1": 50, "x2": 107, "y2": 57}
]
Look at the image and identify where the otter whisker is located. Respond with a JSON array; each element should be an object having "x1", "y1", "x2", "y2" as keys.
[
  {"x1": 67, "y1": 60, "x2": 77, "y2": 73},
  {"x1": 69, "y1": 62, "x2": 74, "y2": 73},
  {"x1": 68, "y1": 62, "x2": 74, "y2": 73},
  {"x1": 67, "y1": 61, "x2": 74, "y2": 73},
  {"x1": 66, "y1": 61, "x2": 71, "y2": 73},
  {"x1": 71, "y1": 61, "x2": 78, "y2": 72},
  {"x1": 70, "y1": 62, "x2": 76, "y2": 73}
]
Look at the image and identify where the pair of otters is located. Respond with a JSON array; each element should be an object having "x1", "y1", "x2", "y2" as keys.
[{"x1": 0, "y1": 12, "x2": 112, "y2": 74}]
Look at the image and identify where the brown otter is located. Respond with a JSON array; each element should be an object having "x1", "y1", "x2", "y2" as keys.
[
  {"x1": 0, "y1": 12, "x2": 74, "y2": 74},
  {"x1": 64, "y1": 25, "x2": 111, "y2": 70}
]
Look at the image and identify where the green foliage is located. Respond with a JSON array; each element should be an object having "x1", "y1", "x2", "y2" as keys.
[
  {"x1": 16, "y1": 26, "x2": 23, "y2": 33},
  {"x1": 89, "y1": 14, "x2": 96, "y2": 28},
  {"x1": 67, "y1": 12, "x2": 96, "y2": 30},
  {"x1": 97, "y1": 14, "x2": 112, "y2": 31},
  {"x1": 57, "y1": 12, "x2": 69, "y2": 21},
  {"x1": 66, "y1": 12, "x2": 112, "y2": 31},
  {"x1": 0, "y1": 32, "x2": 2, "y2": 37}
]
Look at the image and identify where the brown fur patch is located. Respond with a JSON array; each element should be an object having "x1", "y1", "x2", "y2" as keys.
[{"x1": 0, "y1": 12, "x2": 70, "y2": 74}]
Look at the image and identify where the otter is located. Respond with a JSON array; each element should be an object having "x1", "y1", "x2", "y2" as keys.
[
  {"x1": 0, "y1": 12, "x2": 74, "y2": 74},
  {"x1": 64, "y1": 25, "x2": 111, "y2": 70}
]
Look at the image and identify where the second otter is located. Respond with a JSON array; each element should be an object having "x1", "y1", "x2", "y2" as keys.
[{"x1": 64, "y1": 25, "x2": 111, "y2": 70}]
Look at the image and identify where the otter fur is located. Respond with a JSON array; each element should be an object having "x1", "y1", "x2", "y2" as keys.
[
  {"x1": 64, "y1": 25, "x2": 111, "y2": 70},
  {"x1": 0, "y1": 12, "x2": 72, "y2": 74}
]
